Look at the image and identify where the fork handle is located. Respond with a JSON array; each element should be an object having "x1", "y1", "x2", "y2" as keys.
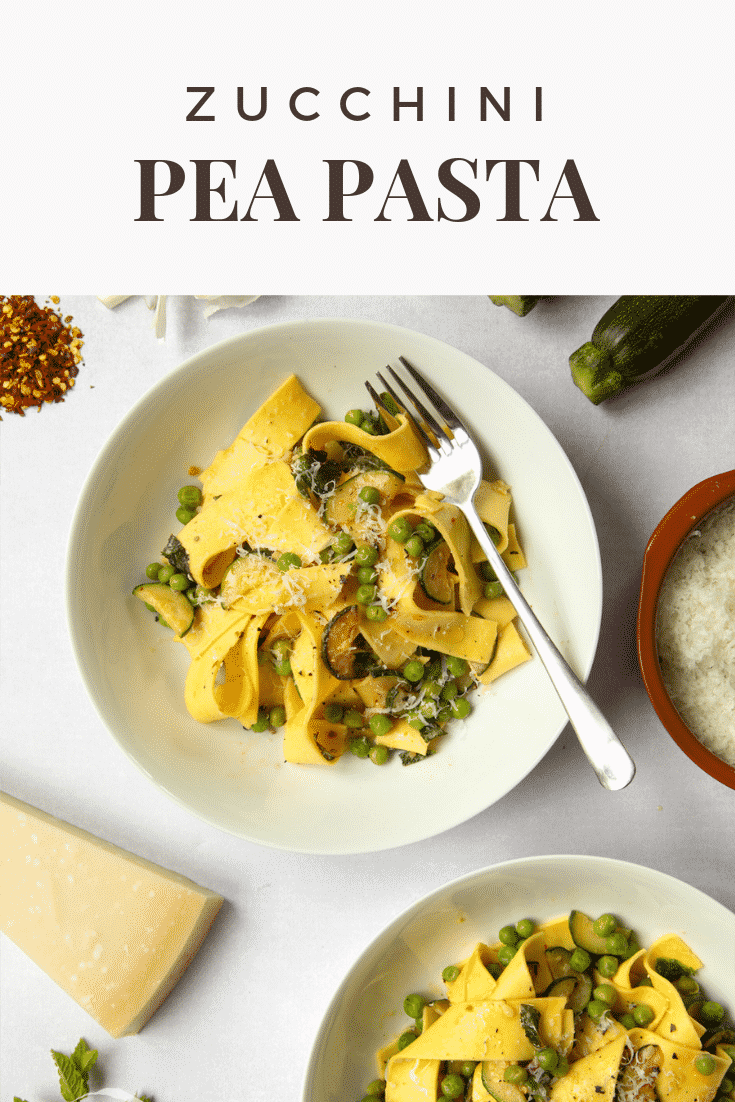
[{"x1": 467, "y1": 509, "x2": 635, "y2": 791}]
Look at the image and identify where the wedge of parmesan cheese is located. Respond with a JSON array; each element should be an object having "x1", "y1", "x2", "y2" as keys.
[{"x1": 0, "y1": 792, "x2": 223, "y2": 1038}]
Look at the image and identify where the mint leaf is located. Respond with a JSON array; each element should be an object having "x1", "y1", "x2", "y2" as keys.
[
  {"x1": 51, "y1": 1049, "x2": 89, "y2": 1101},
  {"x1": 72, "y1": 1038, "x2": 98, "y2": 1078}
]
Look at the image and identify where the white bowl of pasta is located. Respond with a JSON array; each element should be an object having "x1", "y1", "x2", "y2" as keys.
[
  {"x1": 67, "y1": 318, "x2": 603, "y2": 853},
  {"x1": 303, "y1": 855, "x2": 735, "y2": 1102}
]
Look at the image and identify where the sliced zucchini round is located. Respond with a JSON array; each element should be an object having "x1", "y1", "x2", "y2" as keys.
[
  {"x1": 133, "y1": 582, "x2": 195, "y2": 638},
  {"x1": 546, "y1": 972, "x2": 592, "y2": 1014},
  {"x1": 480, "y1": 1063, "x2": 526, "y2": 1102},
  {"x1": 220, "y1": 551, "x2": 277, "y2": 608},
  {"x1": 321, "y1": 606, "x2": 364, "y2": 680},
  {"x1": 545, "y1": 946, "x2": 573, "y2": 979},
  {"x1": 323, "y1": 469, "x2": 404, "y2": 529},
  {"x1": 569, "y1": 910, "x2": 625, "y2": 956},
  {"x1": 418, "y1": 540, "x2": 454, "y2": 604}
]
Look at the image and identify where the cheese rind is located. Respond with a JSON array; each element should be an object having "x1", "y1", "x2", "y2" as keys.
[{"x1": 0, "y1": 792, "x2": 223, "y2": 1037}]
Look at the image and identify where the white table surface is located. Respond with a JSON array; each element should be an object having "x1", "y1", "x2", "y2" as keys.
[{"x1": 2, "y1": 294, "x2": 734, "y2": 1102}]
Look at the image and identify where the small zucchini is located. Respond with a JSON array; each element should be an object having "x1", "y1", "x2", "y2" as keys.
[
  {"x1": 480, "y1": 1063, "x2": 526, "y2": 1102},
  {"x1": 323, "y1": 469, "x2": 404, "y2": 529},
  {"x1": 570, "y1": 295, "x2": 730, "y2": 404},
  {"x1": 419, "y1": 540, "x2": 454, "y2": 604},
  {"x1": 489, "y1": 295, "x2": 540, "y2": 316},
  {"x1": 321, "y1": 606, "x2": 364, "y2": 680},
  {"x1": 133, "y1": 582, "x2": 195, "y2": 638},
  {"x1": 569, "y1": 910, "x2": 629, "y2": 956}
]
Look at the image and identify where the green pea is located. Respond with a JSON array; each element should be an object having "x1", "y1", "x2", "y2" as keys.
[
  {"x1": 344, "y1": 709, "x2": 364, "y2": 729},
  {"x1": 345, "y1": 409, "x2": 365, "y2": 426},
  {"x1": 405, "y1": 534, "x2": 425, "y2": 558},
  {"x1": 323, "y1": 702, "x2": 344, "y2": 723},
  {"x1": 170, "y1": 572, "x2": 190, "y2": 591},
  {"x1": 719, "y1": 1044, "x2": 735, "y2": 1062},
  {"x1": 695, "y1": 1055, "x2": 717, "y2": 1076},
  {"x1": 440, "y1": 1073, "x2": 464, "y2": 1099},
  {"x1": 719, "y1": 1076, "x2": 734, "y2": 1094},
  {"x1": 441, "y1": 680, "x2": 459, "y2": 703},
  {"x1": 178, "y1": 485, "x2": 202, "y2": 509},
  {"x1": 450, "y1": 697, "x2": 471, "y2": 719},
  {"x1": 365, "y1": 1080, "x2": 386, "y2": 1096},
  {"x1": 445, "y1": 654, "x2": 468, "y2": 678},
  {"x1": 348, "y1": 736, "x2": 370, "y2": 757},
  {"x1": 504, "y1": 1065, "x2": 528, "y2": 1085},
  {"x1": 593, "y1": 984, "x2": 616, "y2": 1007},
  {"x1": 618, "y1": 1012, "x2": 636, "y2": 1030},
  {"x1": 597, "y1": 955, "x2": 618, "y2": 978},
  {"x1": 366, "y1": 604, "x2": 388, "y2": 622},
  {"x1": 361, "y1": 415, "x2": 380, "y2": 435},
  {"x1": 354, "y1": 543, "x2": 379, "y2": 567},
  {"x1": 499, "y1": 925, "x2": 519, "y2": 947},
  {"x1": 403, "y1": 993, "x2": 426, "y2": 1019},
  {"x1": 485, "y1": 524, "x2": 502, "y2": 546},
  {"x1": 593, "y1": 913, "x2": 618, "y2": 937},
  {"x1": 333, "y1": 531, "x2": 354, "y2": 557},
  {"x1": 356, "y1": 583, "x2": 377, "y2": 605},
  {"x1": 250, "y1": 707, "x2": 269, "y2": 733},
  {"x1": 479, "y1": 561, "x2": 497, "y2": 581},
  {"x1": 587, "y1": 999, "x2": 609, "y2": 1021},
  {"x1": 357, "y1": 566, "x2": 378, "y2": 585},
  {"x1": 193, "y1": 584, "x2": 213, "y2": 604},
  {"x1": 605, "y1": 931, "x2": 629, "y2": 956},
  {"x1": 537, "y1": 1048, "x2": 558, "y2": 1073},
  {"x1": 407, "y1": 711, "x2": 425, "y2": 729},
  {"x1": 516, "y1": 918, "x2": 535, "y2": 939},
  {"x1": 632, "y1": 1004, "x2": 654, "y2": 1027},
  {"x1": 274, "y1": 659, "x2": 292, "y2": 677},
  {"x1": 157, "y1": 563, "x2": 175, "y2": 583},
  {"x1": 555, "y1": 1056, "x2": 570, "y2": 1078},
  {"x1": 497, "y1": 944, "x2": 517, "y2": 965},
  {"x1": 269, "y1": 705, "x2": 286, "y2": 728},
  {"x1": 277, "y1": 551, "x2": 302, "y2": 571},
  {"x1": 359, "y1": 486, "x2": 381, "y2": 505},
  {"x1": 396, "y1": 1030, "x2": 416, "y2": 1051},
  {"x1": 483, "y1": 581, "x2": 504, "y2": 600},
  {"x1": 369, "y1": 713, "x2": 393, "y2": 738},
  {"x1": 388, "y1": 517, "x2": 413, "y2": 543},
  {"x1": 676, "y1": 975, "x2": 699, "y2": 996},
  {"x1": 403, "y1": 659, "x2": 425, "y2": 682},
  {"x1": 145, "y1": 562, "x2": 161, "y2": 580},
  {"x1": 700, "y1": 1001, "x2": 725, "y2": 1025},
  {"x1": 176, "y1": 505, "x2": 195, "y2": 525},
  {"x1": 370, "y1": 744, "x2": 389, "y2": 765},
  {"x1": 459, "y1": 1062, "x2": 476, "y2": 1080},
  {"x1": 569, "y1": 949, "x2": 591, "y2": 972},
  {"x1": 442, "y1": 965, "x2": 460, "y2": 983}
]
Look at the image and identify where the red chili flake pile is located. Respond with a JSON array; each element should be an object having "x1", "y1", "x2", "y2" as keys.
[{"x1": 0, "y1": 295, "x2": 84, "y2": 417}]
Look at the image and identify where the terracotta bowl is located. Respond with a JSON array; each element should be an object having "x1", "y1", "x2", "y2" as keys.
[{"x1": 637, "y1": 470, "x2": 735, "y2": 789}]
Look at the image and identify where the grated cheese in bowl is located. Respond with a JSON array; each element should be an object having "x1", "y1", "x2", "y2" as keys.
[{"x1": 656, "y1": 498, "x2": 735, "y2": 768}]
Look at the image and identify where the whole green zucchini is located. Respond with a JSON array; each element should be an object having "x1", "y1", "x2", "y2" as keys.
[
  {"x1": 489, "y1": 295, "x2": 540, "y2": 316},
  {"x1": 569, "y1": 295, "x2": 730, "y2": 404}
]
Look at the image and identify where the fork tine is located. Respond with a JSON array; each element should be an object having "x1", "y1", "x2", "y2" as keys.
[
  {"x1": 373, "y1": 372, "x2": 438, "y2": 453},
  {"x1": 398, "y1": 356, "x2": 464, "y2": 431},
  {"x1": 385, "y1": 366, "x2": 449, "y2": 444},
  {"x1": 365, "y1": 379, "x2": 392, "y2": 418}
]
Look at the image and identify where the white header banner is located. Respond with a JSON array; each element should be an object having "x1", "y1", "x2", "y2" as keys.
[{"x1": 3, "y1": 0, "x2": 732, "y2": 291}]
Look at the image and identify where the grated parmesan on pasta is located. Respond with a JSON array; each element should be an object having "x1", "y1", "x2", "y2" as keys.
[{"x1": 656, "y1": 498, "x2": 735, "y2": 767}]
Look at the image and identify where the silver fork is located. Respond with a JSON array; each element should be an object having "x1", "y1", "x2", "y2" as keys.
[{"x1": 367, "y1": 356, "x2": 635, "y2": 791}]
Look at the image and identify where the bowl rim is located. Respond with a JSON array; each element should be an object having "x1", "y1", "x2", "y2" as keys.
[
  {"x1": 637, "y1": 469, "x2": 735, "y2": 790},
  {"x1": 301, "y1": 852, "x2": 735, "y2": 1102}
]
